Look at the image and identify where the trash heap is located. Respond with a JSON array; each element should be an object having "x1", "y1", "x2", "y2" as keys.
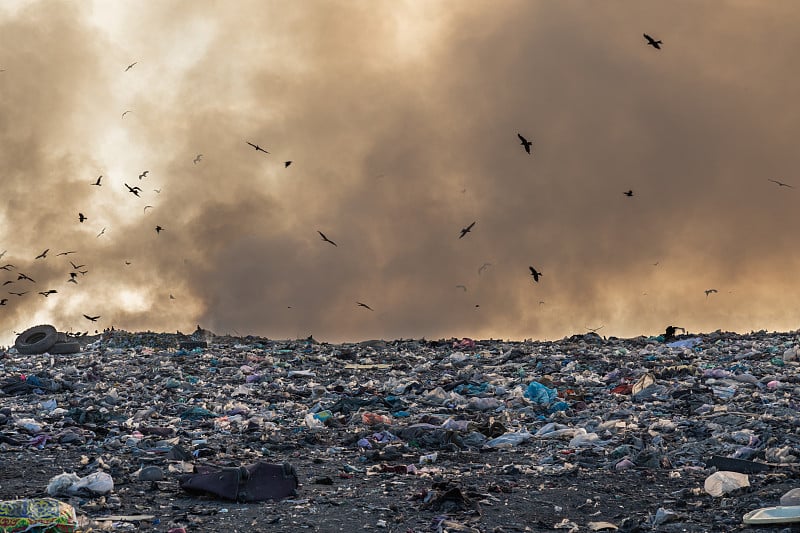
[{"x1": 2, "y1": 327, "x2": 800, "y2": 531}]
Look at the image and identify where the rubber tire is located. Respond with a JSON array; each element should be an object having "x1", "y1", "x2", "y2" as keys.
[
  {"x1": 15, "y1": 325, "x2": 58, "y2": 355},
  {"x1": 179, "y1": 340, "x2": 208, "y2": 350},
  {"x1": 49, "y1": 341, "x2": 81, "y2": 354}
]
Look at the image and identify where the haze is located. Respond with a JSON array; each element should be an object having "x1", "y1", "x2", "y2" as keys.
[{"x1": 2, "y1": 1, "x2": 800, "y2": 345}]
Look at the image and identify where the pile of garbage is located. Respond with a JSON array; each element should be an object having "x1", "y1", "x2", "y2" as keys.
[{"x1": 2, "y1": 325, "x2": 800, "y2": 531}]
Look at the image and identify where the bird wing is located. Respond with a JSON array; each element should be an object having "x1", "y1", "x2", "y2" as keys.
[
  {"x1": 246, "y1": 141, "x2": 257, "y2": 148},
  {"x1": 517, "y1": 133, "x2": 527, "y2": 143},
  {"x1": 644, "y1": 33, "x2": 653, "y2": 43}
]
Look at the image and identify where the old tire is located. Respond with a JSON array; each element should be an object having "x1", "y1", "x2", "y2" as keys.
[
  {"x1": 57, "y1": 332, "x2": 68, "y2": 343},
  {"x1": 50, "y1": 341, "x2": 81, "y2": 354},
  {"x1": 15, "y1": 325, "x2": 58, "y2": 355}
]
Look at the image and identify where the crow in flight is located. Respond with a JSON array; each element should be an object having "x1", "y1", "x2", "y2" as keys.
[
  {"x1": 318, "y1": 231, "x2": 337, "y2": 246},
  {"x1": 768, "y1": 178, "x2": 794, "y2": 188},
  {"x1": 0, "y1": 250, "x2": 5, "y2": 260},
  {"x1": 92, "y1": 175, "x2": 102, "y2": 186},
  {"x1": 83, "y1": 314, "x2": 100, "y2": 322},
  {"x1": 193, "y1": 154, "x2": 203, "y2": 164},
  {"x1": 246, "y1": 141, "x2": 269, "y2": 154},
  {"x1": 459, "y1": 221, "x2": 476, "y2": 239},
  {"x1": 144, "y1": 205, "x2": 153, "y2": 213},
  {"x1": 705, "y1": 289, "x2": 718, "y2": 297},
  {"x1": 17, "y1": 273, "x2": 34, "y2": 282},
  {"x1": 57, "y1": 251, "x2": 76, "y2": 256},
  {"x1": 517, "y1": 133, "x2": 533, "y2": 154},
  {"x1": 38, "y1": 290, "x2": 57, "y2": 297},
  {"x1": 139, "y1": 170, "x2": 149, "y2": 179},
  {"x1": 0, "y1": 264, "x2": 15, "y2": 270},
  {"x1": 155, "y1": 225, "x2": 163, "y2": 234},
  {"x1": 9, "y1": 291, "x2": 27, "y2": 296},
  {"x1": 529, "y1": 266, "x2": 542, "y2": 282},
  {"x1": 2, "y1": 281, "x2": 12, "y2": 285},
  {"x1": 70, "y1": 261, "x2": 85, "y2": 270},
  {"x1": 587, "y1": 325, "x2": 604, "y2": 333},
  {"x1": 125, "y1": 61, "x2": 137, "y2": 72},
  {"x1": 623, "y1": 190, "x2": 633, "y2": 197},
  {"x1": 79, "y1": 213, "x2": 87, "y2": 222},
  {"x1": 125, "y1": 183, "x2": 142, "y2": 196},
  {"x1": 644, "y1": 33, "x2": 662, "y2": 49},
  {"x1": 357, "y1": 302, "x2": 373, "y2": 311},
  {"x1": 35, "y1": 249, "x2": 49, "y2": 259},
  {"x1": 121, "y1": 110, "x2": 131, "y2": 118},
  {"x1": 97, "y1": 227, "x2": 106, "y2": 238},
  {"x1": 285, "y1": 161, "x2": 292, "y2": 168},
  {"x1": 0, "y1": 299, "x2": 6, "y2": 306}
]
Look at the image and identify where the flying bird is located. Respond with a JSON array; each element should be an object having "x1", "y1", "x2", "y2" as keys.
[
  {"x1": 144, "y1": 205, "x2": 153, "y2": 213},
  {"x1": 92, "y1": 175, "x2": 102, "y2": 186},
  {"x1": 539, "y1": 300, "x2": 546, "y2": 306},
  {"x1": 56, "y1": 251, "x2": 76, "y2": 256},
  {"x1": 121, "y1": 110, "x2": 131, "y2": 118},
  {"x1": 478, "y1": 262, "x2": 492, "y2": 275},
  {"x1": 17, "y1": 273, "x2": 34, "y2": 282},
  {"x1": 155, "y1": 225, "x2": 164, "y2": 234},
  {"x1": 35, "y1": 249, "x2": 49, "y2": 259},
  {"x1": 124, "y1": 61, "x2": 137, "y2": 72},
  {"x1": 246, "y1": 141, "x2": 269, "y2": 154},
  {"x1": 38, "y1": 290, "x2": 57, "y2": 297},
  {"x1": 193, "y1": 154, "x2": 203, "y2": 164},
  {"x1": 97, "y1": 227, "x2": 106, "y2": 238},
  {"x1": 357, "y1": 302, "x2": 373, "y2": 311},
  {"x1": 517, "y1": 133, "x2": 533, "y2": 154},
  {"x1": 705, "y1": 289, "x2": 718, "y2": 297},
  {"x1": 455, "y1": 285, "x2": 467, "y2": 292},
  {"x1": 69, "y1": 261, "x2": 85, "y2": 270},
  {"x1": 83, "y1": 314, "x2": 100, "y2": 322},
  {"x1": 643, "y1": 33, "x2": 662, "y2": 49},
  {"x1": 2, "y1": 281, "x2": 12, "y2": 285},
  {"x1": 153, "y1": 188, "x2": 161, "y2": 193},
  {"x1": 67, "y1": 277, "x2": 77, "y2": 284},
  {"x1": 0, "y1": 250, "x2": 5, "y2": 260},
  {"x1": 124, "y1": 183, "x2": 142, "y2": 196},
  {"x1": 285, "y1": 161, "x2": 292, "y2": 168},
  {"x1": 623, "y1": 190, "x2": 633, "y2": 197},
  {"x1": 79, "y1": 213, "x2": 87, "y2": 222},
  {"x1": 124, "y1": 261, "x2": 131, "y2": 265},
  {"x1": 138, "y1": 170, "x2": 149, "y2": 180},
  {"x1": 9, "y1": 291, "x2": 27, "y2": 296},
  {"x1": 586, "y1": 325, "x2": 604, "y2": 333},
  {"x1": 768, "y1": 178, "x2": 794, "y2": 188},
  {"x1": 317, "y1": 231, "x2": 337, "y2": 246},
  {"x1": 529, "y1": 266, "x2": 542, "y2": 282},
  {"x1": 0, "y1": 299, "x2": 6, "y2": 306},
  {"x1": 0, "y1": 264, "x2": 15, "y2": 270},
  {"x1": 459, "y1": 221, "x2": 476, "y2": 239},
  {"x1": 169, "y1": 294, "x2": 176, "y2": 300}
]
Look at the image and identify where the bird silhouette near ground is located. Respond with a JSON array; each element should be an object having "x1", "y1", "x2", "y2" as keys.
[
  {"x1": 644, "y1": 33, "x2": 662, "y2": 49},
  {"x1": 529, "y1": 266, "x2": 542, "y2": 282},
  {"x1": 623, "y1": 190, "x2": 633, "y2": 197},
  {"x1": 35, "y1": 249, "x2": 49, "y2": 259},
  {"x1": 459, "y1": 221, "x2": 476, "y2": 239},
  {"x1": 92, "y1": 175, "x2": 102, "y2": 186},
  {"x1": 517, "y1": 133, "x2": 533, "y2": 154},
  {"x1": 125, "y1": 61, "x2": 137, "y2": 72},
  {"x1": 193, "y1": 154, "x2": 203, "y2": 164},
  {"x1": 768, "y1": 178, "x2": 794, "y2": 188},
  {"x1": 246, "y1": 141, "x2": 269, "y2": 154},
  {"x1": 357, "y1": 302, "x2": 373, "y2": 311},
  {"x1": 586, "y1": 325, "x2": 604, "y2": 333},
  {"x1": 83, "y1": 314, "x2": 100, "y2": 322},
  {"x1": 318, "y1": 231, "x2": 337, "y2": 246}
]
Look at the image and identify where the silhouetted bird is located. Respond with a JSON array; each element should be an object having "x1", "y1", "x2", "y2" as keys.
[
  {"x1": 79, "y1": 213, "x2": 87, "y2": 222},
  {"x1": 169, "y1": 294, "x2": 176, "y2": 300},
  {"x1": 56, "y1": 251, "x2": 76, "y2": 256},
  {"x1": 517, "y1": 133, "x2": 533, "y2": 154},
  {"x1": 0, "y1": 264, "x2": 15, "y2": 271},
  {"x1": 92, "y1": 175, "x2": 102, "y2": 186},
  {"x1": 357, "y1": 302, "x2": 373, "y2": 311},
  {"x1": 456, "y1": 285, "x2": 467, "y2": 292},
  {"x1": 193, "y1": 154, "x2": 203, "y2": 164},
  {"x1": 0, "y1": 299, "x2": 6, "y2": 306},
  {"x1": 246, "y1": 141, "x2": 269, "y2": 154},
  {"x1": 155, "y1": 225, "x2": 163, "y2": 234},
  {"x1": 138, "y1": 171, "x2": 149, "y2": 179},
  {"x1": 124, "y1": 183, "x2": 141, "y2": 197},
  {"x1": 529, "y1": 266, "x2": 542, "y2": 282},
  {"x1": 644, "y1": 33, "x2": 662, "y2": 49},
  {"x1": 125, "y1": 61, "x2": 137, "y2": 71},
  {"x1": 459, "y1": 221, "x2": 476, "y2": 239},
  {"x1": 285, "y1": 161, "x2": 292, "y2": 168},
  {"x1": 318, "y1": 231, "x2": 337, "y2": 246},
  {"x1": 38, "y1": 290, "x2": 57, "y2": 297},
  {"x1": 586, "y1": 325, "x2": 604, "y2": 333},
  {"x1": 8, "y1": 291, "x2": 26, "y2": 296},
  {"x1": 83, "y1": 314, "x2": 100, "y2": 322},
  {"x1": 17, "y1": 273, "x2": 34, "y2": 282},
  {"x1": 768, "y1": 178, "x2": 794, "y2": 188},
  {"x1": 35, "y1": 249, "x2": 49, "y2": 259},
  {"x1": 69, "y1": 261, "x2": 85, "y2": 270},
  {"x1": 144, "y1": 205, "x2": 152, "y2": 213},
  {"x1": 2, "y1": 281, "x2": 12, "y2": 285},
  {"x1": 478, "y1": 262, "x2": 492, "y2": 275},
  {"x1": 96, "y1": 227, "x2": 106, "y2": 238},
  {"x1": 623, "y1": 190, "x2": 633, "y2": 197},
  {"x1": 67, "y1": 278, "x2": 77, "y2": 284},
  {"x1": 121, "y1": 110, "x2": 131, "y2": 118},
  {"x1": 705, "y1": 289, "x2": 718, "y2": 297},
  {"x1": 664, "y1": 325, "x2": 685, "y2": 341}
]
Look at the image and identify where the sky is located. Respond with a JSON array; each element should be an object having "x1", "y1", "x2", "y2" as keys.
[{"x1": 2, "y1": 0, "x2": 800, "y2": 345}]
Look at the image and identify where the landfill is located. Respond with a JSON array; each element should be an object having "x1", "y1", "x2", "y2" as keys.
[{"x1": 2, "y1": 327, "x2": 800, "y2": 531}]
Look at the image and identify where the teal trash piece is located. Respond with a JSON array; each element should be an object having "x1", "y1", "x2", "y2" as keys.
[
  {"x1": 525, "y1": 381, "x2": 558, "y2": 405},
  {"x1": 548, "y1": 401, "x2": 569, "y2": 413},
  {"x1": 180, "y1": 407, "x2": 218, "y2": 420}
]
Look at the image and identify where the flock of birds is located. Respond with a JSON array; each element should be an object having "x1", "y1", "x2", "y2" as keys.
[{"x1": 0, "y1": 34, "x2": 795, "y2": 336}]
